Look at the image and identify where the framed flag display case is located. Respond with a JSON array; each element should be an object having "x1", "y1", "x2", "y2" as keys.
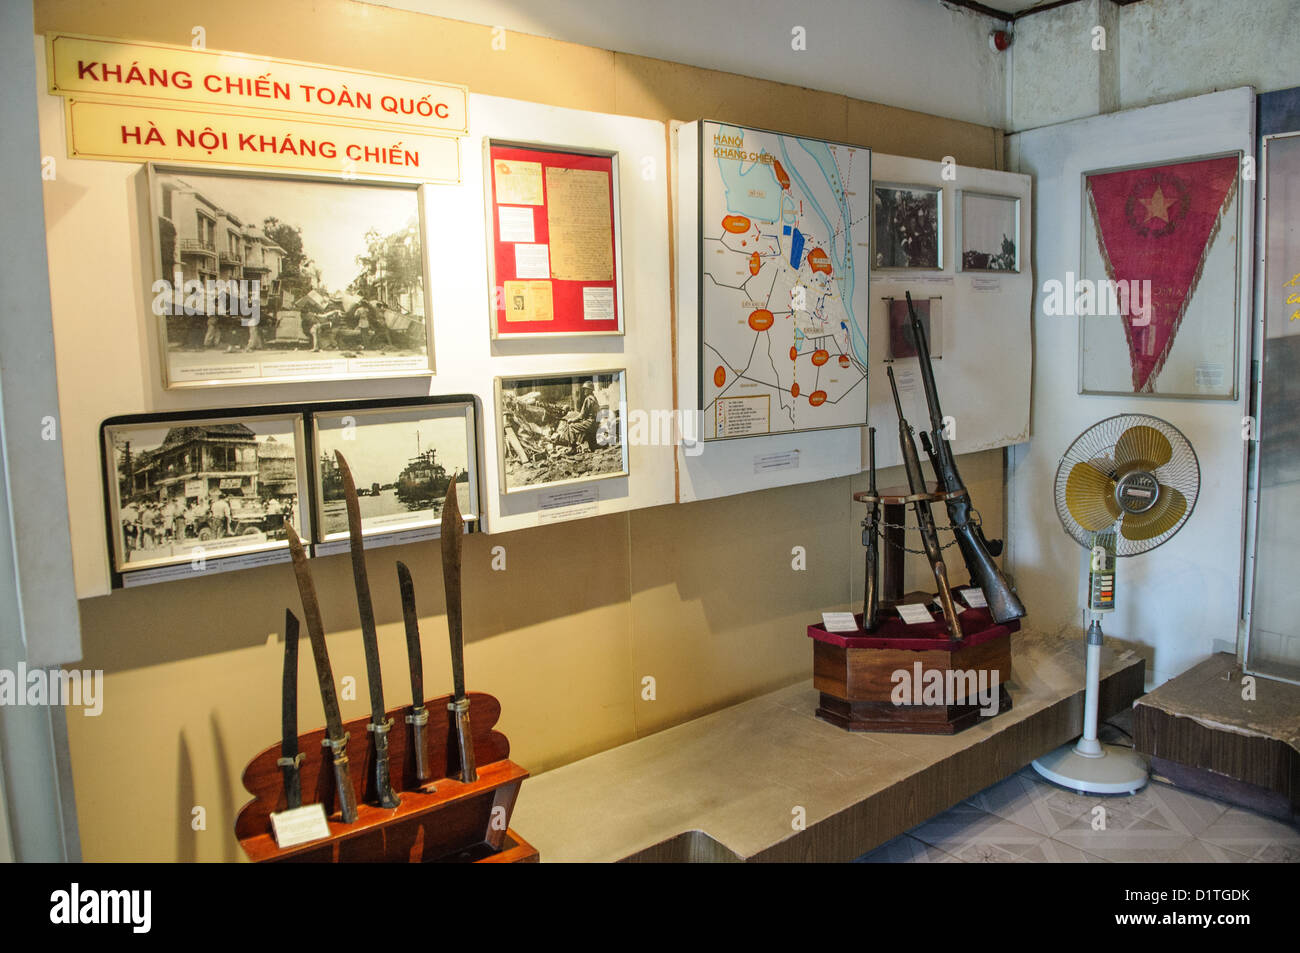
[
  {"x1": 1079, "y1": 152, "x2": 1242, "y2": 398},
  {"x1": 483, "y1": 140, "x2": 625, "y2": 338}
]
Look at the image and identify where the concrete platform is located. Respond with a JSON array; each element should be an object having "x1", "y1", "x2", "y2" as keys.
[
  {"x1": 1134, "y1": 652, "x2": 1300, "y2": 821},
  {"x1": 510, "y1": 630, "x2": 1146, "y2": 862}
]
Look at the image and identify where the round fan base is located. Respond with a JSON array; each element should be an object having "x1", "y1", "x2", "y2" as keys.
[{"x1": 1032, "y1": 743, "x2": 1149, "y2": 795}]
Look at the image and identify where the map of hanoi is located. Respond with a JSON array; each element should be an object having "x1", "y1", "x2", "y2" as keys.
[{"x1": 698, "y1": 121, "x2": 870, "y2": 440}]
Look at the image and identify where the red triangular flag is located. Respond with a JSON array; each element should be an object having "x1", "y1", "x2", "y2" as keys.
[{"x1": 1086, "y1": 156, "x2": 1238, "y2": 393}]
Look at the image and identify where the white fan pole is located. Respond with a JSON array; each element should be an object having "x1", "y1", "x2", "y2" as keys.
[{"x1": 1032, "y1": 618, "x2": 1148, "y2": 794}]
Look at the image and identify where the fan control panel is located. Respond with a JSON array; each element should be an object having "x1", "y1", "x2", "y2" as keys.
[{"x1": 1089, "y1": 533, "x2": 1117, "y2": 613}]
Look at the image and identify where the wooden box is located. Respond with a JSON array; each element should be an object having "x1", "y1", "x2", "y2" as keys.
[{"x1": 809, "y1": 608, "x2": 1017, "y2": 734}]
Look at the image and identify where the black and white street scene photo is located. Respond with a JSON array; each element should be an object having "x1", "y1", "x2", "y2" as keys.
[
  {"x1": 959, "y1": 191, "x2": 1020, "y2": 272},
  {"x1": 873, "y1": 183, "x2": 941, "y2": 269},
  {"x1": 314, "y1": 405, "x2": 475, "y2": 540},
  {"x1": 498, "y1": 370, "x2": 627, "y2": 493},
  {"x1": 105, "y1": 417, "x2": 304, "y2": 571},
  {"x1": 152, "y1": 168, "x2": 430, "y2": 387}
]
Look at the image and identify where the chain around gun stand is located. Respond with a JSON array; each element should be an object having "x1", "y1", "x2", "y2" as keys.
[{"x1": 862, "y1": 508, "x2": 989, "y2": 557}]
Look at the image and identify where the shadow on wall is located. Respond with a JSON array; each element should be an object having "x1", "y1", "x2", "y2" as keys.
[{"x1": 76, "y1": 511, "x2": 634, "y2": 674}]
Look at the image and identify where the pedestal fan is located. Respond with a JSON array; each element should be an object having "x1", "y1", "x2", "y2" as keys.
[{"x1": 1033, "y1": 414, "x2": 1200, "y2": 794}]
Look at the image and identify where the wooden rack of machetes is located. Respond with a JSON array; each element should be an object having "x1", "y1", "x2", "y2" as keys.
[{"x1": 235, "y1": 452, "x2": 535, "y2": 863}]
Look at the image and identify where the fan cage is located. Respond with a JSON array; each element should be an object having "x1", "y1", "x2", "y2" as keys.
[{"x1": 1054, "y1": 413, "x2": 1200, "y2": 557}]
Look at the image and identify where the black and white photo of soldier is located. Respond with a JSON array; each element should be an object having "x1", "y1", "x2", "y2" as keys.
[
  {"x1": 107, "y1": 418, "x2": 303, "y2": 571},
  {"x1": 153, "y1": 170, "x2": 428, "y2": 379},
  {"x1": 873, "y1": 183, "x2": 941, "y2": 270},
  {"x1": 498, "y1": 371, "x2": 627, "y2": 492}
]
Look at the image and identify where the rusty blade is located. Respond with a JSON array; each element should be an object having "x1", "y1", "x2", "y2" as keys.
[
  {"x1": 396, "y1": 560, "x2": 431, "y2": 782},
  {"x1": 396, "y1": 561, "x2": 424, "y2": 710},
  {"x1": 335, "y1": 450, "x2": 386, "y2": 723},
  {"x1": 285, "y1": 523, "x2": 345, "y2": 743},
  {"x1": 440, "y1": 473, "x2": 465, "y2": 701},
  {"x1": 286, "y1": 523, "x2": 358, "y2": 822},
  {"x1": 335, "y1": 451, "x2": 400, "y2": 809}
]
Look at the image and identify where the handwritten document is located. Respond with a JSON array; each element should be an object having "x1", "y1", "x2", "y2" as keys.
[{"x1": 545, "y1": 167, "x2": 614, "y2": 282}]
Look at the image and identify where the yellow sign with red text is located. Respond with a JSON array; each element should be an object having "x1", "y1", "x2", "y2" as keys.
[
  {"x1": 64, "y1": 97, "x2": 460, "y2": 183},
  {"x1": 46, "y1": 33, "x2": 468, "y2": 135}
]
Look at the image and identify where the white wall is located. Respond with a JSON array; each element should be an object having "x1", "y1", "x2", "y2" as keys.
[
  {"x1": 363, "y1": 0, "x2": 1009, "y2": 128},
  {"x1": 1007, "y1": 88, "x2": 1254, "y2": 686},
  {"x1": 1118, "y1": 0, "x2": 1300, "y2": 113},
  {"x1": 1010, "y1": 0, "x2": 1300, "y2": 131}
]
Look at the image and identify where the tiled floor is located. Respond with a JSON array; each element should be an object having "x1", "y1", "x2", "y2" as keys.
[{"x1": 858, "y1": 762, "x2": 1300, "y2": 863}]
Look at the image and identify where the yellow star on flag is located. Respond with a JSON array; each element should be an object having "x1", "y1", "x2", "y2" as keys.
[{"x1": 1139, "y1": 186, "x2": 1173, "y2": 225}]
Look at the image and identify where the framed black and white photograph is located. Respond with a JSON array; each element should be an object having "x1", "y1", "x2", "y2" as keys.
[
  {"x1": 495, "y1": 369, "x2": 628, "y2": 493},
  {"x1": 311, "y1": 401, "x2": 478, "y2": 542},
  {"x1": 149, "y1": 164, "x2": 433, "y2": 389},
  {"x1": 102, "y1": 413, "x2": 309, "y2": 575},
  {"x1": 957, "y1": 190, "x2": 1021, "y2": 272},
  {"x1": 873, "y1": 182, "x2": 942, "y2": 270}
]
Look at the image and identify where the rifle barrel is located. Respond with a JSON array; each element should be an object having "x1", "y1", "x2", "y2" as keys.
[{"x1": 887, "y1": 366, "x2": 906, "y2": 420}]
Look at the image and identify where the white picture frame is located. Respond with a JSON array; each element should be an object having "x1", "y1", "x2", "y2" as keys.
[{"x1": 495, "y1": 369, "x2": 628, "y2": 493}]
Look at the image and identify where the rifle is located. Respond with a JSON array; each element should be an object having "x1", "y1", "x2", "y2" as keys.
[
  {"x1": 862, "y1": 427, "x2": 880, "y2": 632},
  {"x1": 887, "y1": 366, "x2": 962, "y2": 640},
  {"x1": 905, "y1": 291, "x2": 1026, "y2": 624}
]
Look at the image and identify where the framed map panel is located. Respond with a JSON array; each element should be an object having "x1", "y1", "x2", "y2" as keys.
[{"x1": 697, "y1": 121, "x2": 870, "y2": 440}]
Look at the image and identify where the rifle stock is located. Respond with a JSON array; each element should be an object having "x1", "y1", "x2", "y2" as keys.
[
  {"x1": 887, "y1": 367, "x2": 962, "y2": 640},
  {"x1": 905, "y1": 291, "x2": 1026, "y2": 625}
]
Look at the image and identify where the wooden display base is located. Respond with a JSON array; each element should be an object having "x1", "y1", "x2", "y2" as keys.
[
  {"x1": 816, "y1": 686, "x2": 1013, "y2": 733},
  {"x1": 236, "y1": 691, "x2": 534, "y2": 863},
  {"x1": 808, "y1": 604, "x2": 1017, "y2": 735}
]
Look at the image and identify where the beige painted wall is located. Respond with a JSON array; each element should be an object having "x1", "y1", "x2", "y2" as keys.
[{"x1": 37, "y1": 0, "x2": 1008, "y2": 861}]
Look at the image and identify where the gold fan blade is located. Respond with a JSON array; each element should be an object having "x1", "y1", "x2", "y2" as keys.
[
  {"x1": 1065, "y1": 460, "x2": 1121, "y2": 531},
  {"x1": 1114, "y1": 425, "x2": 1173, "y2": 471},
  {"x1": 1121, "y1": 486, "x2": 1188, "y2": 542}
]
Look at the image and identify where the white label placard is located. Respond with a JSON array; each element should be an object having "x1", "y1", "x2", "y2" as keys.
[
  {"x1": 497, "y1": 205, "x2": 535, "y2": 243},
  {"x1": 896, "y1": 603, "x2": 934, "y2": 625},
  {"x1": 270, "y1": 803, "x2": 331, "y2": 848},
  {"x1": 753, "y1": 450, "x2": 799, "y2": 474},
  {"x1": 537, "y1": 485, "x2": 599, "y2": 523},
  {"x1": 514, "y1": 243, "x2": 550, "y2": 279},
  {"x1": 821, "y1": 611, "x2": 859, "y2": 633},
  {"x1": 583, "y1": 286, "x2": 615, "y2": 321},
  {"x1": 1195, "y1": 361, "x2": 1225, "y2": 390},
  {"x1": 960, "y1": 587, "x2": 988, "y2": 608}
]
